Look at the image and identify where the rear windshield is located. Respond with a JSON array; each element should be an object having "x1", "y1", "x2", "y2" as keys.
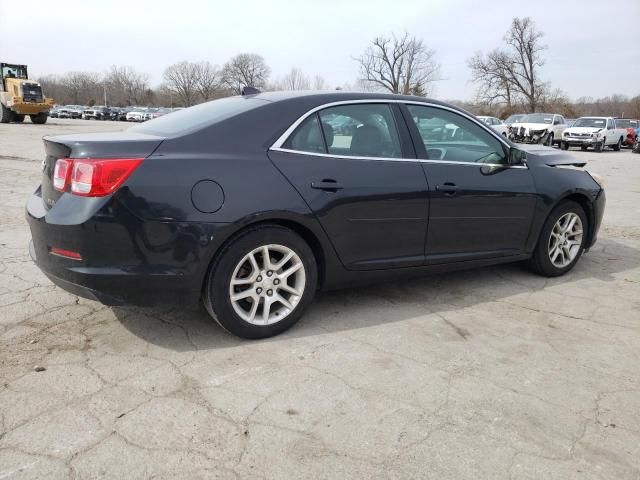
[
  {"x1": 130, "y1": 96, "x2": 270, "y2": 136},
  {"x1": 574, "y1": 117, "x2": 606, "y2": 128},
  {"x1": 615, "y1": 119, "x2": 638, "y2": 128}
]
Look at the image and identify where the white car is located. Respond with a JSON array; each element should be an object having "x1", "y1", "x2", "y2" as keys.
[
  {"x1": 126, "y1": 108, "x2": 147, "y2": 122},
  {"x1": 510, "y1": 113, "x2": 567, "y2": 146},
  {"x1": 477, "y1": 116, "x2": 509, "y2": 137},
  {"x1": 561, "y1": 117, "x2": 627, "y2": 152}
]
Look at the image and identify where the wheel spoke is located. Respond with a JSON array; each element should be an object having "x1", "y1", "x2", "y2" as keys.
[
  {"x1": 262, "y1": 246, "x2": 272, "y2": 270},
  {"x1": 566, "y1": 215, "x2": 577, "y2": 232},
  {"x1": 262, "y1": 297, "x2": 272, "y2": 323},
  {"x1": 273, "y1": 251, "x2": 294, "y2": 271},
  {"x1": 274, "y1": 293, "x2": 293, "y2": 310},
  {"x1": 231, "y1": 289, "x2": 255, "y2": 302},
  {"x1": 247, "y1": 298, "x2": 259, "y2": 322},
  {"x1": 281, "y1": 262, "x2": 302, "y2": 279},
  {"x1": 248, "y1": 253, "x2": 260, "y2": 275},
  {"x1": 278, "y1": 283, "x2": 302, "y2": 297}
]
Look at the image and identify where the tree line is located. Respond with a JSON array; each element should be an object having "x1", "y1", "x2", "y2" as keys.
[{"x1": 36, "y1": 17, "x2": 640, "y2": 119}]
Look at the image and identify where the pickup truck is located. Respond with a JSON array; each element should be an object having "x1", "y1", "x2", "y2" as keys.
[
  {"x1": 510, "y1": 113, "x2": 567, "y2": 146},
  {"x1": 560, "y1": 117, "x2": 627, "y2": 152}
]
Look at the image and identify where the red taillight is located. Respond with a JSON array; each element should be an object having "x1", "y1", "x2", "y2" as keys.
[
  {"x1": 53, "y1": 158, "x2": 72, "y2": 191},
  {"x1": 53, "y1": 158, "x2": 143, "y2": 197},
  {"x1": 49, "y1": 247, "x2": 82, "y2": 260}
]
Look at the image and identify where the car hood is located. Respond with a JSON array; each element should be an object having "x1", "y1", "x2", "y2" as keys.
[
  {"x1": 512, "y1": 122, "x2": 553, "y2": 131},
  {"x1": 519, "y1": 144, "x2": 587, "y2": 167},
  {"x1": 565, "y1": 127, "x2": 601, "y2": 134}
]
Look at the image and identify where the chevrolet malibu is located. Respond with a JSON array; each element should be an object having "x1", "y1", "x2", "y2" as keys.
[{"x1": 26, "y1": 91, "x2": 605, "y2": 339}]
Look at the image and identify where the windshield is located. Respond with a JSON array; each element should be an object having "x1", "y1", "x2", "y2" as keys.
[
  {"x1": 505, "y1": 114, "x2": 525, "y2": 124},
  {"x1": 522, "y1": 114, "x2": 553, "y2": 124},
  {"x1": 130, "y1": 96, "x2": 270, "y2": 136},
  {"x1": 615, "y1": 119, "x2": 638, "y2": 128},
  {"x1": 574, "y1": 117, "x2": 607, "y2": 128}
]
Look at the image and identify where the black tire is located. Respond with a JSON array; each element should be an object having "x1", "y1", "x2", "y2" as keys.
[
  {"x1": 560, "y1": 141, "x2": 568, "y2": 150},
  {"x1": 0, "y1": 103, "x2": 11, "y2": 123},
  {"x1": 30, "y1": 112, "x2": 48, "y2": 124},
  {"x1": 580, "y1": 145, "x2": 588, "y2": 151},
  {"x1": 14, "y1": 114, "x2": 25, "y2": 123},
  {"x1": 529, "y1": 200, "x2": 588, "y2": 277},
  {"x1": 545, "y1": 133, "x2": 554, "y2": 147},
  {"x1": 203, "y1": 226, "x2": 318, "y2": 339},
  {"x1": 612, "y1": 138, "x2": 622, "y2": 151},
  {"x1": 633, "y1": 142, "x2": 640, "y2": 154},
  {"x1": 595, "y1": 138, "x2": 605, "y2": 152}
]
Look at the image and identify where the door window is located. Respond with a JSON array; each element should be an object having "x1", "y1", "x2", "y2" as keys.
[
  {"x1": 407, "y1": 104, "x2": 507, "y2": 164},
  {"x1": 318, "y1": 104, "x2": 402, "y2": 158}
]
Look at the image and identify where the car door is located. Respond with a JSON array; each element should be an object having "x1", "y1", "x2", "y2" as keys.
[
  {"x1": 269, "y1": 102, "x2": 429, "y2": 271},
  {"x1": 402, "y1": 103, "x2": 537, "y2": 264},
  {"x1": 553, "y1": 115, "x2": 565, "y2": 139}
]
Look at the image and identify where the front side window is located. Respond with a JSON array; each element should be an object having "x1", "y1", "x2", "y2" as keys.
[
  {"x1": 318, "y1": 104, "x2": 402, "y2": 158},
  {"x1": 407, "y1": 104, "x2": 507, "y2": 164}
]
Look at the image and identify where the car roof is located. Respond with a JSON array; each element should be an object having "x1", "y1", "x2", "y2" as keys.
[{"x1": 247, "y1": 90, "x2": 450, "y2": 107}]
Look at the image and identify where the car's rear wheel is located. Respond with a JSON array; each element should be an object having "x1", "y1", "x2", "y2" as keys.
[
  {"x1": 529, "y1": 200, "x2": 587, "y2": 277},
  {"x1": 203, "y1": 226, "x2": 317, "y2": 339}
]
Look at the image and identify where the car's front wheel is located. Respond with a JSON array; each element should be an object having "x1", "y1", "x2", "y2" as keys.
[
  {"x1": 529, "y1": 200, "x2": 587, "y2": 277},
  {"x1": 203, "y1": 226, "x2": 317, "y2": 339}
]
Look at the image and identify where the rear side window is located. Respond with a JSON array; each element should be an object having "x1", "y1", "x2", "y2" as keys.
[
  {"x1": 318, "y1": 104, "x2": 402, "y2": 158},
  {"x1": 282, "y1": 114, "x2": 326, "y2": 153},
  {"x1": 129, "y1": 96, "x2": 268, "y2": 136}
]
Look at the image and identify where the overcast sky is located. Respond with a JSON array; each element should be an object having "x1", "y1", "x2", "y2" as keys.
[{"x1": 1, "y1": 0, "x2": 638, "y2": 100}]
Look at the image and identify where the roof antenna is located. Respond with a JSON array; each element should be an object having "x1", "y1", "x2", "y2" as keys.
[{"x1": 242, "y1": 86, "x2": 260, "y2": 96}]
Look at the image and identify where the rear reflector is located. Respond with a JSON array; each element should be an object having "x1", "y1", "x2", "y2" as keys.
[
  {"x1": 49, "y1": 247, "x2": 82, "y2": 260},
  {"x1": 53, "y1": 158, "x2": 72, "y2": 191},
  {"x1": 53, "y1": 158, "x2": 143, "y2": 197}
]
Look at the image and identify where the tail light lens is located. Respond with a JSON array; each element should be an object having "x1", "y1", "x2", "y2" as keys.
[
  {"x1": 53, "y1": 158, "x2": 72, "y2": 191},
  {"x1": 53, "y1": 158, "x2": 143, "y2": 197}
]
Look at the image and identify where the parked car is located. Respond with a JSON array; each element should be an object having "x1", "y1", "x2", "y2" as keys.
[
  {"x1": 561, "y1": 117, "x2": 627, "y2": 152},
  {"x1": 117, "y1": 108, "x2": 133, "y2": 121},
  {"x1": 503, "y1": 114, "x2": 526, "y2": 127},
  {"x1": 477, "y1": 116, "x2": 509, "y2": 137},
  {"x1": 107, "y1": 107, "x2": 121, "y2": 121},
  {"x1": 67, "y1": 105, "x2": 85, "y2": 119},
  {"x1": 57, "y1": 106, "x2": 72, "y2": 119},
  {"x1": 49, "y1": 106, "x2": 61, "y2": 118},
  {"x1": 613, "y1": 118, "x2": 639, "y2": 146},
  {"x1": 150, "y1": 107, "x2": 172, "y2": 119},
  {"x1": 83, "y1": 106, "x2": 111, "y2": 120},
  {"x1": 510, "y1": 113, "x2": 567, "y2": 146},
  {"x1": 26, "y1": 91, "x2": 605, "y2": 339},
  {"x1": 126, "y1": 108, "x2": 147, "y2": 122}
]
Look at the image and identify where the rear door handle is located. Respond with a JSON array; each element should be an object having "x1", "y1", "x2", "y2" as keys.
[
  {"x1": 311, "y1": 179, "x2": 343, "y2": 191},
  {"x1": 435, "y1": 183, "x2": 459, "y2": 196}
]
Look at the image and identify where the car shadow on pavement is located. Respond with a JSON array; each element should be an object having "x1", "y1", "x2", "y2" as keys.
[{"x1": 111, "y1": 236, "x2": 640, "y2": 351}]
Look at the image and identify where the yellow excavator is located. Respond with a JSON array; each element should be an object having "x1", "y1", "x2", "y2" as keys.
[{"x1": 0, "y1": 63, "x2": 54, "y2": 124}]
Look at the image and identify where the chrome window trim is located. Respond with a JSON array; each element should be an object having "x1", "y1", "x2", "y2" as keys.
[
  {"x1": 270, "y1": 98, "x2": 513, "y2": 151},
  {"x1": 270, "y1": 147, "x2": 528, "y2": 169}
]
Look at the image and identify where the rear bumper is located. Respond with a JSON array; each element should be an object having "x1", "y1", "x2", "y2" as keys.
[{"x1": 25, "y1": 190, "x2": 227, "y2": 307}]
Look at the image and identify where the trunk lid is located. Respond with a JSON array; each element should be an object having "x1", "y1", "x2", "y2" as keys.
[{"x1": 41, "y1": 131, "x2": 164, "y2": 209}]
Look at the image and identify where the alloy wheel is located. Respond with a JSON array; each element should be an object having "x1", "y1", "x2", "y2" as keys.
[
  {"x1": 229, "y1": 244, "x2": 306, "y2": 325},
  {"x1": 548, "y1": 212, "x2": 583, "y2": 268}
]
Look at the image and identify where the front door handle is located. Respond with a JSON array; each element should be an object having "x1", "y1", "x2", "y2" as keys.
[
  {"x1": 311, "y1": 179, "x2": 343, "y2": 191},
  {"x1": 435, "y1": 182, "x2": 459, "y2": 196}
]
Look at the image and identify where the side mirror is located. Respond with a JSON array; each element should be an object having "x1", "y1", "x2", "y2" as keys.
[{"x1": 508, "y1": 147, "x2": 526, "y2": 165}]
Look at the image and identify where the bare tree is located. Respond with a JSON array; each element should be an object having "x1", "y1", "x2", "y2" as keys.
[
  {"x1": 60, "y1": 72, "x2": 102, "y2": 105},
  {"x1": 194, "y1": 61, "x2": 222, "y2": 101},
  {"x1": 355, "y1": 32, "x2": 440, "y2": 96},
  {"x1": 104, "y1": 66, "x2": 150, "y2": 106},
  {"x1": 162, "y1": 61, "x2": 200, "y2": 106},
  {"x1": 469, "y1": 17, "x2": 547, "y2": 112},
  {"x1": 222, "y1": 53, "x2": 270, "y2": 94},
  {"x1": 281, "y1": 68, "x2": 310, "y2": 90},
  {"x1": 312, "y1": 75, "x2": 328, "y2": 90}
]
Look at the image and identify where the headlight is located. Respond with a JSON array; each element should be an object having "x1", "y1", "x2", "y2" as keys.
[{"x1": 586, "y1": 170, "x2": 605, "y2": 188}]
